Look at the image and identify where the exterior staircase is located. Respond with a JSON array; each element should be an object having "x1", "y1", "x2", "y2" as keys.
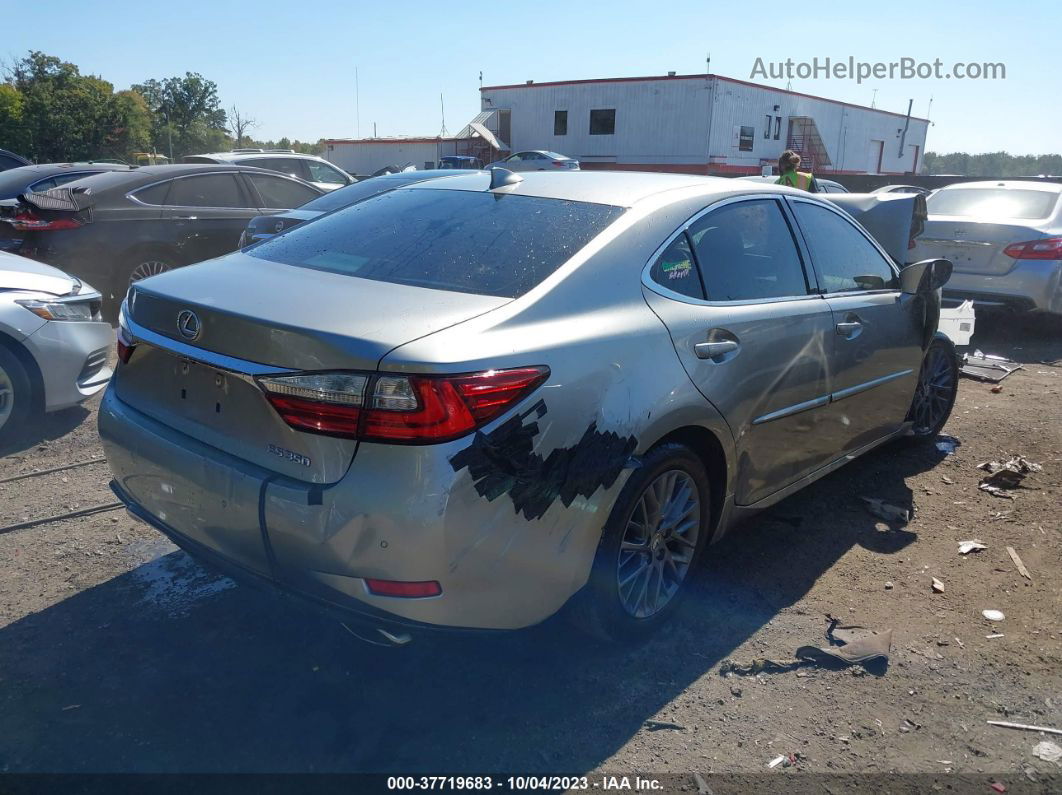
[{"x1": 786, "y1": 117, "x2": 833, "y2": 173}]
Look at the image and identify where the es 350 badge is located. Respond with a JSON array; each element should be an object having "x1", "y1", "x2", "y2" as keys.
[{"x1": 267, "y1": 444, "x2": 311, "y2": 467}]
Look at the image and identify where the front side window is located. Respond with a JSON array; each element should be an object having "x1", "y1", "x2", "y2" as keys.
[
  {"x1": 793, "y1": 202, "x2": 898, "y2": 293},
  {"x1": 307, "y1": 160, "x2": 348, "y2": 185},
  {"x1": 589, "y1": 109, "x2": 616, "y2": 135},
  {"x1": 248, "y1": 174, "x2": 319, "y2": 209},
  {"x1": 249, "y1": 188, "x2": 625, "y2": 298},
  {"x1": 649, "y1": 233, "x2": 704, "y2": 299},
  {"x1": 167, "y1": 174, "x2": 246, "y2": 208},
  {"x1": 554, "y1": 110, "x2": 568, "y2": 136},
  {"x1": 688, "y1": 199, "x2": 810, "y2": 301}
]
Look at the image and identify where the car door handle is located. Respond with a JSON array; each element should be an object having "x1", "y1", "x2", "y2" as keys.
[
  {"x1": 835, "y1": 321, "x2": 862, "y2": 335},
  {"x1": 173, "y1": 215, "x2": 198, "y2": 221},
  {"x1": 694, "y1": 340, "x2": 739, "y2": 359}
]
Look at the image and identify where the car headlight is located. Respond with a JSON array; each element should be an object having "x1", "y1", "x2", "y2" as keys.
[{"x1": 15, "y1": 297, "x2": 101, "y2": 322}]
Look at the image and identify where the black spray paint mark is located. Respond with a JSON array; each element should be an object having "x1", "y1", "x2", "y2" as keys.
[{"x1": 449, "y1": 400, "x2": 638, "y2": 521}]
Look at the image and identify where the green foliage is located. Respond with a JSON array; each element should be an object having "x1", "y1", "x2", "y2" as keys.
[
  {"x1": 924, "y1": 151, "x2": 1062, "y2": 177},
  {"x1": 0, "y1": 83, "x2": 28, "y2": 154},
  {"x1": 132, "y1": 73, "x2": 230, "y2": 159}
]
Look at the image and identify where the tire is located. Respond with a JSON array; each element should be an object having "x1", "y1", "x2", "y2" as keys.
[
  {"x1": 101, "y1": 247, "x2": 176, "y2": 322},
  {"x1": 0, "y1": 345, "x2": 39, "y2": 446},
  {"x1": 905, "y1": 335, "x2": 959, "y2": 439},
  {"x1": 569, "y1": 442, "x2": 712, "y2": 642}
]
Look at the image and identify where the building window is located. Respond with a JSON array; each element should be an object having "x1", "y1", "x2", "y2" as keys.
[
  {"x1": 589, "y1": 109, "x2": 616, "y2": 135},
  {"x1": 739, "y1": 126, "x2": 755, "y2": 151},
  {"x1": 774, "y1": 116, "x2": 782, "y2": 140},
  {"x1": 764, "y1": 115, "x2": 771, "y2": 138},
  {"x1": 554, "y1": 110, "x2": 568, "y2": 136}
]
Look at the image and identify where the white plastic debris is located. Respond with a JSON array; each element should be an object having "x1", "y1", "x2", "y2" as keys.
[
  {"x1": 767, "y1": 755, "x2": 786, "y2": 769},
  {"x1": 1033, "y1": 740, "x2": 1062, "y2": 764},
  {"x1": 938, "y1": 300, "x2": 976, "y2": 346},
  {"x1": 959, "y1": 540, "x2": 988, "y2": 554},
  {"x1": 982, "y1": 609, "x2": 1006, "y2": 622}
]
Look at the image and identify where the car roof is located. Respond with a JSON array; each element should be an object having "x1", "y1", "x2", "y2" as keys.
[
  {"x1": 405, "y1": 170, "x2": 799, "y2": 207},
  {"x1": 3, "y1": 162, "x2": 133, "y2": 176},
  {"x1": 935, "y1": 180, "x2": 1062, "y2": 193},
  {"x1": 51, "y1": 163, "x2": 306, "y2": 194},
  {"x1": 194, "y1": 151, "x2": 329, "y2": 162}
]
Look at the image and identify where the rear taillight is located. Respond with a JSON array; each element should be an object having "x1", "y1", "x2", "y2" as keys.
[
  {"x1": 8, "y1": 211, "x2": 82, "y2": 232},
  {"x1": 1003, "y1": 237, "x2": 1062, "y2": 260},
  {"x1": 258, "y1": 366, "x2": 549, "y2": 444},
  {"x1": 116, "y1": 323, "x2": 136, "y2": 364}
]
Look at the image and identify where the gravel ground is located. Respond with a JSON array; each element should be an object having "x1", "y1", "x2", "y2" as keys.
[{"x1": 0, "y1": 314, "x2": 1059, "y2": 791}]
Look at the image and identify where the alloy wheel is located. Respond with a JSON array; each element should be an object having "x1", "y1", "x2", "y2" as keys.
[
  {"x1": 0, "y1": 364, "x2": 14, "y2": 431},
  {"x1": 617, "y1": 469, "x2": 701, "y2": 618},
  {"x1": 129, "y1": 260, "x2": 171, "y2": 283},
  {"x1": 911, "y1": 345, "x2": 955, "y2": 435}
]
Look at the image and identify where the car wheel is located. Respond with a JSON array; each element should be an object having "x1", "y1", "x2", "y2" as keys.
[
  {"x1": 128, "y1": 257, "x2": 172, "y2": 285},
  {"x1": 0, "y1": 345, "x2": 38, "y2": 445},
  {"x1": 569, "y1": 442, "x2": 711, "y2": 642},
  {"x1": 906, "y1": 336, "x2": 959, "y2": 439}
]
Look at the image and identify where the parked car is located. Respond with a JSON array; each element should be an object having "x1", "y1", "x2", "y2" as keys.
[
  {"x1": 0, "y1": 250, "x2": 112, "y2": 443},
  {"x1": 872, "y1": 184, "x2": 931, "y2": 197},
  {"x1": 0, "y1": 149, "x2": 32, "y2": 173},
  {"x1": 184, "y1": 150, "x2": 353, "y2": 191},
  {"x1": 738, "y1": 174, "x2": 849, "y2": 193},
  {"x1": 101, "y1": 171, "x2": 955, "y2": 643},
  {"x1": 239, "y1": 169, "x2": 482, "y2": 246},
  {"x1": 484, "y1": 150, "x2": 580, "y2": 171},
  {"x1": 0, "y1": 162, "x2": 135, "y2": 201},
  {"x1": 912, "y1": 180, "x2": 1062, "y2": 314},
  {"x1": 438, "y1": 156, "x2": 483, "y2": 170},
  {"x1": 0, "y1": 164, "x2": 324, "y2": 312}
]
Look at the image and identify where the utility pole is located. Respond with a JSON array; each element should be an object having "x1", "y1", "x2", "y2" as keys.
[
  {"x1": 871, "y1": 88, "x2": 878, "y2": 108},
  {"x1": 355, "y1": 67, "x2": 360, "y2": 139}
]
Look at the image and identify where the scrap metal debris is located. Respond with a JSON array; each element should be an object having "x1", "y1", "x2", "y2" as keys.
[
  {"x1": 861, "y1": 496, "x2": 910, "y2": 523},
  {"x1": 796, "y1": 618, "x2": 893, "y2": 670},
  {"x1": 961, "y1": 350, "x2": 1022, "y2": 383},
  {"x1": 931, "y1": 577, "x2": 945, "y2": 593},
  {"x1": 1033, "y1": 740, "x2": 1062, "y2": 764},
  {"x1": 958, "y1": 539, "x2": 988, "y2": 554},
  {"x1": 1006, "y1": 546, "x2": 1032, "y2": 580},
  {"x1": 977, "y1": 456, "x2": 1043, "y2": 498},
  {"x1": 988, "y1": 720, "x2": 1062, "y2": 737}
]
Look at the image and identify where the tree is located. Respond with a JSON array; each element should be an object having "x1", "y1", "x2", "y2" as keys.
[
  {"x1": 133, "y1": 72, "x2": 229, "y2": 159},
  {"x1": 228, "y1": 105, "x2": 258, "y2": 148},
  {"x1": 0, "y1": 83, "x2": 28, "y2": 156}
]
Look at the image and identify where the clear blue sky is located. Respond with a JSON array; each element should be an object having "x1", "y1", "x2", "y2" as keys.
[{"x1": 7, "y1": 0, "x2": 1057, "y2": 154}]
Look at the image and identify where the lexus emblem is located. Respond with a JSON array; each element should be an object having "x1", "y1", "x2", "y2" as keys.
[{"x1": 176, "y1": 310, "x2": 201, "y2": 341}]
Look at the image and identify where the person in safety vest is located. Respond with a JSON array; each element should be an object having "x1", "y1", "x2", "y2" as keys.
[{"x1": 775, "y1": 150, "x2": 818, "y2": 192}]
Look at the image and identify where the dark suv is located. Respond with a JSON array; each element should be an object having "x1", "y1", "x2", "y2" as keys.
[{"x1": 3, "y1": 164, "x2": 323, "y2": 314}]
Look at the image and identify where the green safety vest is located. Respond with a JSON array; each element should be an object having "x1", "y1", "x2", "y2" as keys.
[{"x1": 777, "y1": 170, "x2": 815, "y2": 191}]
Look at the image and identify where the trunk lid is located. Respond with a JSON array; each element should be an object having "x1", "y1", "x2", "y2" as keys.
[
  {"x1": 118, "y1": 253, "x2": 510, "y2": 483},
  {"x1": 913, "y1": 217, "x2": 1043, "y2": 275}
]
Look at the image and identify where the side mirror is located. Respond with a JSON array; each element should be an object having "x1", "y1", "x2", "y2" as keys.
[{"x1": 900, "y1": 258, "x2": 953, "y2": 295}]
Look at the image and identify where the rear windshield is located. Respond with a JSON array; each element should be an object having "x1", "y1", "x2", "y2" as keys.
[
  {"x1": 928, "y1": 188, "x2": 1059, "y2": 220},
  {"x1": 249, "y1": 188, "x2": 624, "y2": 298},
  {"x1": 297, "y1": 175, "x2": 424, "y2": 213}
]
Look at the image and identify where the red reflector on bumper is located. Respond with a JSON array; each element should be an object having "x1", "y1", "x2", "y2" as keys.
[{"x1": 365, "y1": 579, "x2": 442, "y2": 598}]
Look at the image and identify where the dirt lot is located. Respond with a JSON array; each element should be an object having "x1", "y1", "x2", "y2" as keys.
[{"x1": 0, "y1": 315, "x2": 1060, "y2": 791}]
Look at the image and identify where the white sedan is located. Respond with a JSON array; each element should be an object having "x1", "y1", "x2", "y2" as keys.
[{"x1": 486, "y1": 150, "x2": 579, "y2": 172}]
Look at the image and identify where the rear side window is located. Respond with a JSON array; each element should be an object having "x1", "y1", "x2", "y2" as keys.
[
  {"x1": 132, "y1": 181, "x2": 171, "y2": 205},
  {"x1": 927, "y1": 188, "x2": 1058, "y2": 220},
  {"x1": 649, "y1": 234, "x2": 704, "y2": 299},
  {"x1": 248, "y1": 174, "x2": 319, "y2": 209},
  {"x1": 245, "y1": 158, "x2": 306, "y2": 180},
  {"x1": 793, "y1": 202, "x2": 898, "y2": 293},
  {"x1": 249, "y1": 188, "x2": 624, "y2": 298},
  {"x1": 299, "y1": 178, "x2": 407, "y2": 213},
  {"x1": 168, "y1": 174, "x2": 246, "y2": 208},
  {"x1": 687, "y1": 200, "x2": 810, "y2": 301}
]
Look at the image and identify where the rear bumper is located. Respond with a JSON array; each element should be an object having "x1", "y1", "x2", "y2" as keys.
[
  {"x1": 944, "y1": 258, "x2": 1062, "y2": 314},
  {"x1": 22, "y1": 319, "x2": 113, "y2": 412},
  {"x1": 98, "y1": 388, "x2": 603, "y2": 631}
]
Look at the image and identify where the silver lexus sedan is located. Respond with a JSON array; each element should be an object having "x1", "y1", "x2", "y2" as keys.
[{"x1": 100, "y1": 171, "x2": 956, "y2": 642}]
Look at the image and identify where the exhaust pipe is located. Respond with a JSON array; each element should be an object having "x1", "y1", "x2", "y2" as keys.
[{"x1": 340, "y1": 621, "x2": 413, "y2": 647}]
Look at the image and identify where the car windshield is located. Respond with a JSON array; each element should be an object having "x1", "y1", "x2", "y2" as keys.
[
  {"x1": 249, "y1": 187, "x2": 624, "y2": 297},
  {"x1": 296, "y1": 175, "x2": 427, "y2": 213},
  {"x1": 927, "y1": 188, "x2": 1059, "y2": 220}
]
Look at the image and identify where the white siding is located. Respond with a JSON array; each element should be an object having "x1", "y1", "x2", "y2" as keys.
[
  {"x1": 323, "y1": 140, "x2": 459, "y2": 174},
  {"x1": 481, "y1": 77, "x2": 929, "y2": 175}
]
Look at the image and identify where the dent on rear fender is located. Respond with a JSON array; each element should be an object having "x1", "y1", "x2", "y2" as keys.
[{"x1": 449, "y1": 398, "x2": 638, "y2": 521}]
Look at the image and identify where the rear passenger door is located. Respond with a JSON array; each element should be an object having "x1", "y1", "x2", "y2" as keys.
[
  {"x1": 641, "y1": 196, "x2": 837, "y2": 506},
  {"x1": 162, "y1": 173, "x2": 260, "y2": 263},
  {"x1": 789, "y1": 198, "x2": 925, "y2": 451}
]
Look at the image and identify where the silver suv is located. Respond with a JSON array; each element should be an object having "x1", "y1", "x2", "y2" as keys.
[{"x1": 183, "y1": 150, "x2": 353, "y2": 192}]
